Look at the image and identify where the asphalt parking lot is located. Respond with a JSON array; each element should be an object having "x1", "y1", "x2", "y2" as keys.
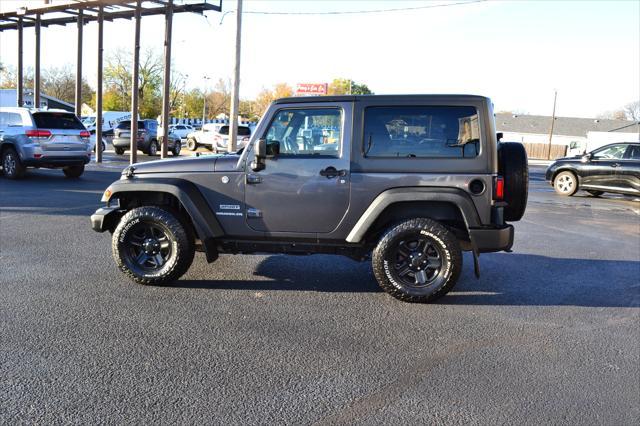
[{"x1": 1, "y1": 158, "x2": 638, "y2": 424}]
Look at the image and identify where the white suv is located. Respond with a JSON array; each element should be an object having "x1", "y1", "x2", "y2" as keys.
[{"x1": 186, "y1": 123, "x2": 252, "y2": 152}]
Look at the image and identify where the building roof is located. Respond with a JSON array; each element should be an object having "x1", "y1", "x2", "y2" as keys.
[{"x1": 496, "y1": 113, "x2": 639, "y2": 137}]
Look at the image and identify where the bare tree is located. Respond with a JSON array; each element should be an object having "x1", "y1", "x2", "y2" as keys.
[{"x1": 624, "y1": 101, "x2": 640, "y2": 121}]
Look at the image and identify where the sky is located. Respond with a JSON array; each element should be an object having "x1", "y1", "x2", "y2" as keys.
[{"x1": 0, "y1": 0, "x2": 639, "y2": 118}]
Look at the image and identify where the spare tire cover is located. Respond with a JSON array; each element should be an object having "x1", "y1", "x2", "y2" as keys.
[{"x1": 498, "y1": 142, "x2": 528, "y2": 221}]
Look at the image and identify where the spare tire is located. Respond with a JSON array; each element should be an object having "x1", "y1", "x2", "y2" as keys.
[{"x1": 498, "y1": 142, "x2": 528, "y2": 221}]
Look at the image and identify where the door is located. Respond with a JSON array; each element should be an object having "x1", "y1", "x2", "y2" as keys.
[
  {"x1": 244, "y1": 105, "x2": 351, "y2": 233},
  {"x1": 619, "y1": 144, "x2": 640, "y2": 193},
  {"x1": 581, "y1": 143, "x2": 628, "y2": 188}
]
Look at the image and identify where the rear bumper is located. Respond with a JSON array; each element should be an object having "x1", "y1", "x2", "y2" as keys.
[
  {"x1": 112, "y1": 137, "x2": 149, "y2": 149},
  {"x1": 90, "y1": 206, "x2": 121, "y2": 233},
  {"x1": 469, "y1": 225, "x2": 514, "y2": 253},
  {"x1": 22, "y1": 155, "x2": 90, "y2": 167}
]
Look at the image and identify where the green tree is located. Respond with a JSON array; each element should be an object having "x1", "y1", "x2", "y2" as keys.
[{"x1": 327, "y1": 78, "x2": 373, "y2": 95}]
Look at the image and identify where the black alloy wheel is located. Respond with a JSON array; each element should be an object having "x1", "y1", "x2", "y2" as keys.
[
  {"x1": 390, "y1": 236, "x2": 443, "y2": 288},
  {"x1": 123, "y1": 221, "x2": 173, "y2": 275}
]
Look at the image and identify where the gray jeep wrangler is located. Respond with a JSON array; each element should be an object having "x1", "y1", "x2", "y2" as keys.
[{"x1": 91, "y1": 95, "x2": 528, "y2": 303}]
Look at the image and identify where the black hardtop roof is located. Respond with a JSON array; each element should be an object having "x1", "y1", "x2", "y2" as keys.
[{"x1": 274, "y1": 94, "x2": 490, "y2": 104}]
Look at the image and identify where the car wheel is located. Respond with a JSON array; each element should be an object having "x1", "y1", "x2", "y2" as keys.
[
  {"x1": 372, "y1": 218, "x2": 462, "y2": 303},
  {"x1": 172, "y1": 141, "x2": 181, "y2": 156},
  {"x1": 186, "y1": 138, "x2": 198, "y2": 151},
  {"x1": 2, "y1": 147, "x2": 26, "y2": 179},
  {"x1": 586, "y1": 190, "x2": 604, "y2": 197},
  {"x1": 554, "y1": 171, "x2": 578, "y2": 196},
  {"x1": 112, "y1": 206, "x2": 195, "y2": 286},
  {"x1": 114, "y1": 147, "x2": 125, "y2": 155},
  {"x1": 101, "y1": 141, "x2": 106, "y2": 152},
  {"x1": 148, "y1": 140, "x2": 158, "y2": 156},
  {"x1": 62, "y1": 164, "x2": 84, "y2": 178}
]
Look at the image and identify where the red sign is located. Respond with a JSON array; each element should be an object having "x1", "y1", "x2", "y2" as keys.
[{"x1": 295, "y1": 83, "x2": 328, "y2": 96}]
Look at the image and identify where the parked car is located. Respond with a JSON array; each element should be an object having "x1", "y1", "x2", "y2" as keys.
[
  {"x1": 112, "y1": 119, "x2": 181, "y2": 156},
  {"x1": 186, "y1": 123, "x2": 251, "y2": 152},
  {"x1": 168, "y1": 124, "x2": 194, "y2": 140},
  {"x1": 91, "y1": 95, "x2": 528, "y2": 303},
  {"x1": 0, "y1": 107, "x2": 90, "y2": 179},
  {"x1": 545, "y1": 142, "x2": 640, "y2": 197}
]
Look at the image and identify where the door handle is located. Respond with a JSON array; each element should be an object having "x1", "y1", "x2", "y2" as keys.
[{"x1": 319, "y1": 166, "x2": 347, "y2": 178}]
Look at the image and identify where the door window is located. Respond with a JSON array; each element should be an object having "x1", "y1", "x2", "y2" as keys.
[
  {"x1": 263, "y1": 108, "x2": 342, "y2": 157},
  {"x1": 363, "y1": 106, "x2": 480, "y2": 158},
  {"x1": 592, "y1": 144, "x2": 627, "y2": 159}
]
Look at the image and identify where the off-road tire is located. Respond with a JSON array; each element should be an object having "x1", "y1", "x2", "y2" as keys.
[
  {"x1": 372, "y1": 218, "x2": 462, "y2": 303},
  {"x1": 498, "y1": 142, "x2": 528, "y2": 221},
  {"x1": 112, "y1": 206, "x2": 195, "y2": 286},
  {"x1": 187, "y1": 138, "x2": 198, "y2": 151},
  {"x1": 554, "y1": 171, "x2": 578, "y2": 196},
  {"x1": 114, "y1": 147, "x2": 125, "y2": 155},
  {"x1": 2, "y1": 147, "x2": 26, "y2": 179},
  {"x1": 62, "y1": 164, "x2": 84, "y2": 178},
  {"x1": 586, "y1": 190, "x2": 604, "y2": 197},
  {"x1": 147, "y1": 140, "x2": 158, "y2": 156}
]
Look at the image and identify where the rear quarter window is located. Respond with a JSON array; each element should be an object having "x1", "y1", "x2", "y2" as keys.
[
  {"x1": 363, "y1": 106, "x2": 480, "y2": 158},
  {"x1": 0, "y1": 112, "x2": 23, "y2": 127},
  {"x1": 32, "y1": 112, "x2": 84, "y2": 130}
]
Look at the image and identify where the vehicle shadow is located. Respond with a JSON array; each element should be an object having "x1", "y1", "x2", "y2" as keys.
[
  {"x1": 174, "y1": 253, "x2": 640, "y2": 308},
  {"x1": 0, "y1": 168, "x2": 121, "y2": 216}
]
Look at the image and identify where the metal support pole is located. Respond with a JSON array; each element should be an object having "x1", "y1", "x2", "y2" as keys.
[
  {"x1": 75, "y1": 10, "x2": 83, "y2": 117},
  {"x1": 130, "y1": 0, "x2": 141, "y2": 165},
  {"x1": 17, "y1": 18, "x2": 23, "y2": 107},
  {"x1": 34, "y1": 14, "x2": 41, "y2": 109},
  {"x1": 160, "y1": 0, "x2": 173, "y2": 159},
  {"x1": 228, "y1": 0, "x2": 243, "y2": 152},
  {"x1": 95, "y1": 5, "x2": 104, "y2": 163}
]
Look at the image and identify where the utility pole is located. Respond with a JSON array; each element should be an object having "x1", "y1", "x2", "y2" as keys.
[
  {"x1": 228, "y1": 0, "x2": 243, "y2": 152},
  {"x1": 547, "y1": 90, "x2": 557, "y2": 160},
  {"x1": 202, "y1": 75, "x2": 210, "y2": 127},
  {"x1": 160, "y1": 0, "x2": 173, "y2": 159},
  {"x1": 130, "y1": 0, "x2": 141, "y2": 165}
]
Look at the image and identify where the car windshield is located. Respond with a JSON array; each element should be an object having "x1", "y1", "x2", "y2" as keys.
[
  {"x1": 218, "y1": 126, "x2": 251, "y2": 136},
  {"x1": 32, "y1": 112, "x2": 85, "y2": 130}
]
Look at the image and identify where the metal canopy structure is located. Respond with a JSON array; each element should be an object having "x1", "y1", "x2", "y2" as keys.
[{"x1": 0, "y1": 0, "x2": 222, "y2": 163}]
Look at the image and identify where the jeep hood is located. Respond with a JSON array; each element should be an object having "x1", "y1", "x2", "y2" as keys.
[{"x1": 123, "y1": 154, "x2": 240, "y2": 175}]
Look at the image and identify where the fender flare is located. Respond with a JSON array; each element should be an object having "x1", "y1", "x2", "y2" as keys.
[
  {"x1": 105, "y1": 178, "x2": 224, "y2": 259},
  {"x1": 345, "y1": 187, "x2": 482, "y2": 243}
]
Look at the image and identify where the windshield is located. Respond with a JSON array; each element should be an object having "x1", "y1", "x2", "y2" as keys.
[
  {"x1": 81, "y1": 117, "x2": 95, "y2": 125},
  {"x1": 218, "y1": 125, "x2": 251, "y2": 136},
  {"x1": 32, "y1": 112, "x2": 85, "y2": 130}
]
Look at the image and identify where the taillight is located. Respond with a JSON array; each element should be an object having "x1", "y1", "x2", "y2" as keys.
[
  {"x1": 25, "y1": 129, "x2": 52, "y2": 139},
  {"x1": 494, "y1": 176, "x2": 505, "y2": 200},
  {"x1": 80, "y1": 130, "x2": 90, "y2": 138}
]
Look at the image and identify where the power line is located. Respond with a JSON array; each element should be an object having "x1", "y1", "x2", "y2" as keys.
[{"x1": 242, "y1": 0, "x2": 487, "y2": 16}]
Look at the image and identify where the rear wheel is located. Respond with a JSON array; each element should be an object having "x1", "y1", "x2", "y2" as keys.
[
  {"x1": 147, "y1": 140, "x2": 158, "y2": 156},
  {"x1": 114, "y1": 147, "x2": 125, "y2": 155},
  {"x1": 2, "y1": 147, "x2": 26, "y2": 179},
  {"x1": 586, "y1": 190, "x2": 604, "y2": 197},
  {"x1": 186, "y1": 138, "x2": 198, "y2": 151},
  {"x1": 372, "y1": 218, "x2": 462, "y2": 303},
  {"x1": 172, "y1": 141, "x2": 181, "y2": 156},
  {"x1": 554, "y1": 171, "x2": 578, "y2": 196},
  {"x1": 62, "y1": 164, "x2": 84, "y2": 178},
  {"x1": 112, "y1": 206, "x2": 195, "y2": 285}
]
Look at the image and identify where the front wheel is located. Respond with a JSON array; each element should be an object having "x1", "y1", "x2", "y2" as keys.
[
  {"x1": 554, "y1": 171, "x2": 578, "y2": 196},
  {"x1": 172, "y1": 141, "x2": 181, "y2": 156},
  {"x1": 372, "y1": 218, "x2": 462, "y2": 303},
  {"x1": 62, "y1": 164, "x2": 84, "y2": 178},
  {"x1": 112, "y1": 206, "x2": 195, "y2": 286},
  {"x1": 114, "y1": 147, "x2": 125, "y2": 155}
]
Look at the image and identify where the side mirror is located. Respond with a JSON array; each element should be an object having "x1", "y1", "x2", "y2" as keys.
[
  {"x1": 581, "y1": 152, "x2": 592, "y2": 163},
  {"x1": 251, "y1": 138, "x2": 266, "y2": 171},
  {"x1": 496, "y1": 132, "x2": 504, "y2": 142}
]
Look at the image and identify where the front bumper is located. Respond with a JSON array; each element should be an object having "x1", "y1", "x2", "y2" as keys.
[
  {"x1": 469, "y1": 225, "x2": 514, "y2": 253},
  {"x1": 90, "y1": 206, "x2": 121, "y2": 233}
]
